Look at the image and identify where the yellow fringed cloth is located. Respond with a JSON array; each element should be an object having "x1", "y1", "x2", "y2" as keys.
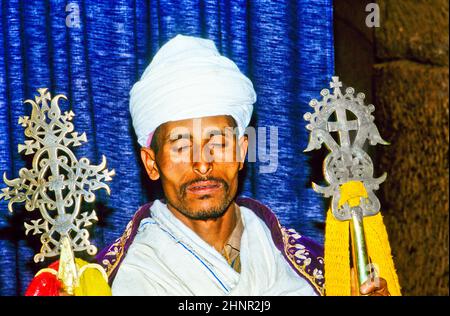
[
  {"x1": 73, "y1": 258, "x2": 112, "y2": 296},
  {"x1": 324, "y1": 181, "x2": 402, "y2": 296}
]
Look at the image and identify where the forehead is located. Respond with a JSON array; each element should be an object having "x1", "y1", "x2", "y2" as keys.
[{"x1": 159, "y1": 115, "x2": 236, "y2": 136}]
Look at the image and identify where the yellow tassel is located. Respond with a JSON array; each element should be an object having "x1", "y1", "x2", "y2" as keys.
[
  {"x1": 324, "y1": 181, "x2": 401, "y2": 296},
  {"x1": 365, "y1": 214, "x2": 402, "y2": 296},
  {"x1": 324, "y1": 209, "x2": 351, "y2": 296}
]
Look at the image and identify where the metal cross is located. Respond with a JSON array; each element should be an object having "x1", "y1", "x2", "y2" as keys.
[
  {"x1": 327, "y1": 107, "x2": 359, "y2": 165},
  {"x1": 0, "y1": 88, "x2": 115, "y2": 263},
  {"x1": 303, "y1": 77, "x2": 388, "y2": 220}
]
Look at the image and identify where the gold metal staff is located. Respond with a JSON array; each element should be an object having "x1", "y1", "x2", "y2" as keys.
[
  {"x1": 0, "y1": 88, "x2": 115, "y2": 295},
  {"x1": 303, "y1": 77, "x2": 389, "y2": 289}
]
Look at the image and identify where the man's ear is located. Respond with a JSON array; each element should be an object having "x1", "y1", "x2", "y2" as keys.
[
  {"x1": 140, "y1": 147, "x2": 160, "y2": 180},
  {"x1": 237, "y1": 135, "x2": 248, "y2": 171}
]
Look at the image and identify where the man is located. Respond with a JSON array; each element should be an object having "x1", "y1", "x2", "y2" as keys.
[
  {"x1": 26, "y1": 34, "x2": 389, "y2": 296},
  {"x1": 96, "y1": 34, "x2": 389, "y2": 296}
]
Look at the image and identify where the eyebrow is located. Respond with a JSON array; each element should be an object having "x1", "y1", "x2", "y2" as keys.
[
  {"x1": 205, "y1": 128, "x2": 225, "y2": 137},
  {"x1": 164, "y1": 127, "x2": 231, "y2": 144},
  {"x1": 167, "y1": 133, "x2": 192, "y2": 144}
]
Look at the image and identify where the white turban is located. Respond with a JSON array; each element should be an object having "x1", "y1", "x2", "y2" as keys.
[{"x1": 129, "y1": 34, "x2": 257, "y2": 147}]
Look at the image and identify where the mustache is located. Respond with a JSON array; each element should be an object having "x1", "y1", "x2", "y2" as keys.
[{"x1": 180, "y1": 176, "x2": 229, "y2": 195}]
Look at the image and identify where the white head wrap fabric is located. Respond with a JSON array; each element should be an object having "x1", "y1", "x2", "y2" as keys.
[{"x1": 130, "y1": 34, "x2": 257, "y2": 147}]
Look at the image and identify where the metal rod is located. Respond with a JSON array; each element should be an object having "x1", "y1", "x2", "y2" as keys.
[
  {"x1": 349, "y1": 206, "x2": 370, "y2": 288},
  {"x1": 57, "y1": 235, "x2": 78, "y2": 295}
]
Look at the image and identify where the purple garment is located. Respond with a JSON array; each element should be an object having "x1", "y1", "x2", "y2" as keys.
[{"x1": 96, "y1": 197, "x2": 325, "y2": 295}]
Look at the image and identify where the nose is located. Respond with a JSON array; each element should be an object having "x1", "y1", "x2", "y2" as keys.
[
  {"x1": 192, "y1": 145, "x2": 213, "y2": 177},
  {"x1": 193, "y1": 161, "x2": 212, "y2": 177}
]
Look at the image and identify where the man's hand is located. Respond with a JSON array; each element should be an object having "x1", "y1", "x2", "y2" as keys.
[
  {"x1": 351, "y1": 267, "x2": 390, "y2": 296},
  {"x1": 359, "y1": 277, "x2": 390, "y2": 296}
]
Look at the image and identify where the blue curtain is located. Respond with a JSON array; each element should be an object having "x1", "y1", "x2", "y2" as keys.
[{"x1": 0, "y1": 0, "x2": 334, "y2": 295}]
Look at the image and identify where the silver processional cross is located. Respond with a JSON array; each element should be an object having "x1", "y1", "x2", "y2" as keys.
[
  {"x1": 304, "y1": 76, "x2": 389, "y2": 288},
  {"x1": 0, "y1": 88, "x2": 115, "y2": 294}
]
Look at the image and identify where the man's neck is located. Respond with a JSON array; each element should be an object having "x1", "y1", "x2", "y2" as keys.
[{"x1": 167, "y1": 201, "x2": 238, "y2": 253}]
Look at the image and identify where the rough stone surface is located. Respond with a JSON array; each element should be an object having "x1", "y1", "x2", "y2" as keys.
[
  {"x1": 375, "y1": 0, "x2": 449, "y2": 66},
  {"x1": 373, "y1": 60, "x2": 449, "y2": 295},
  {"x1": 334, "y1": 0, "x2": 375, "y2": 103}
]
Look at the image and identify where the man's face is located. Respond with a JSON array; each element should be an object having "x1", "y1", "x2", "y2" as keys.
[{"x1": 141, "y1": 115, "x2": 248, "y2": 220}]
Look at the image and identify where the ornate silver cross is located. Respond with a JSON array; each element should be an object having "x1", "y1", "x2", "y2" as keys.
[
  {"x1": 0, "y1": 88, "x2": 115, "y2": 263},
  {"x1": 303, "y1": 76, "x2": 388, "y2": 221},
  {"x1": 304, "y1": 77, "x2": 389, "y2": 286}
]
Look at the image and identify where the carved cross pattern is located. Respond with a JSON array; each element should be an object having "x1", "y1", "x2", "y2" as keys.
[
  {"x1": 327, "y1": 107, "x2": 359, "y2": 166},
  {"x1": 327, "y1": 108, "x2": 358, "y2": 147}
]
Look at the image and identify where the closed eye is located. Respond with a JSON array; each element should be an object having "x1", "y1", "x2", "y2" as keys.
[{"x1": 171, "y1": 141, "x2": 191, "y2": 153}]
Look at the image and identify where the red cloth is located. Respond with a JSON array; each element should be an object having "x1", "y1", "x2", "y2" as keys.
[{"x1": 25, "y1": 261, "x2": 61, "y2": 296}]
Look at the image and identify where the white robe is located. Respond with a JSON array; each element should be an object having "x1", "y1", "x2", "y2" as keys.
[{"x1": 111, "y1": 200, "x2": 316, "y2": 296}]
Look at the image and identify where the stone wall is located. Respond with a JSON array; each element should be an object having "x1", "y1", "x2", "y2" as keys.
[
  {"x1": 334, "y1": 0, "x2": 448, "y2": 295},
  {"x1": 374, "y1": 0, "x2": 448, "y2": 295}
]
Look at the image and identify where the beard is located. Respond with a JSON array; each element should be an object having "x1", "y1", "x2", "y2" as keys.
[{"x1": 167, "y1": 176, "x2": 234, "y2": 220}]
